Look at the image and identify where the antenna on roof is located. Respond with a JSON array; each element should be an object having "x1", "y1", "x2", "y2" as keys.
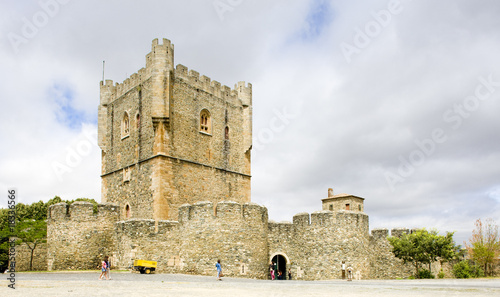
[{"x1": 102, "y1": 60, "x2": 105, "y2": 82}]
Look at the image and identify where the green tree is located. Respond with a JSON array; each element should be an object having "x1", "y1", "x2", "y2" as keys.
[
  {"x1": 388, "y1": 229, "x2": 456, "y2": 277},
  {"x1": 465, "y1": 218, "x2": 500, "y2": 276},
  {"x1": 14, "y1": 219, "x2": 47, "y2": 271}
]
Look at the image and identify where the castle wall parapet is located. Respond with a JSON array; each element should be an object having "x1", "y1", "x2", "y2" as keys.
[
  {"x1": 391, "y1": 228, "x2": 410, "y2": 238},
  {"x1": 174, "y1": 64, "x2": 251, "y2": 107},
  {"x1": 48, "y1": 202, "x2": 119, "y2": 222}
]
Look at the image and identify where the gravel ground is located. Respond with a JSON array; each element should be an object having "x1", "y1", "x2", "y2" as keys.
[{"x1": 1, "y1": 272, "x2": 499, "y2": 297}]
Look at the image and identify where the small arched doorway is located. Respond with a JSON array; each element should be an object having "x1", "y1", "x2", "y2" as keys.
[{"x1": 271, "y1": 254, "x2": 288, "y2": 280}]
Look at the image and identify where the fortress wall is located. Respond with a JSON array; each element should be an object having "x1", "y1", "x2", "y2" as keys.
[
  {"x1": 268, "y1": 221, "x2": 293, "y2": 270},
  {"x1": 15, "y1": 242, "x2": 47, "y2": 271},
  {"x1": 177, "y1": 201, "x2": 268, "y2": 279},
  {"x1": 47, "y1": 202, "x2": 120, "y2": 270},
  {"x1": 114, "y1": 219, "x2": 182, "y2": 272},
  {"x1": 368, "y1": 228, "x2": 414, "y2": 279},
  {"x1": 289, "y1": 211, "x2": 371, "y2": 280}
]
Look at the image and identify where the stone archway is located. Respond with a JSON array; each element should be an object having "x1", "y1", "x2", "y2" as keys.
[{"x1": 270, "y1": 252, "x2": 290, "y2": 280}]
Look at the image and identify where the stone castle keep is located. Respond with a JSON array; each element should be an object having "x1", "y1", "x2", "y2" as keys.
[{"x1": 46, "y1": 38, "x2": 417, "y2": 280}]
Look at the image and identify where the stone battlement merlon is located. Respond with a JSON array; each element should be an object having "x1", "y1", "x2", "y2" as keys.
[
  {"x1": 178, "y1": 201, "x2": 266, "y2": 224},
  {"x1": 48, "y1": 202, "x2": 119, "y2": 221},
  {"x1": 370, "y1": 227, "x2": 413, "y2": 238},
  {"x1": 174, "y1": 64, "x2": 252, "y2": 108}
]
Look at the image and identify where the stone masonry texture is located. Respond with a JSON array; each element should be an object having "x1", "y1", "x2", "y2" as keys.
[{"x1": 39, "y1": 38, "x2": 454, "y2": 279}]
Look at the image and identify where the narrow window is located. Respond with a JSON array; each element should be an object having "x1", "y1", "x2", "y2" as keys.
[
  {"x1": 329, "y1": 205, "x2": 333, "y2": 211},
  {"x1": 136, "y1": 113, "x2": 140, "y2": 129},
  {"x1": 123, "y1": 167, "x2": 131, "y2": 182},
  {"x1": 125, "y1": 204, "x2": 131, "y2": 218},
  {"x1": 358, "y1": 205, "x2": 362, "y2": 211},
  {"x1": 345, "y1": 204, "x2": 350, "y2": 211},
  {"x1": 122, "y1": 112, "x2": 130, "y2": 138},
  {"x1": 225, "y1": 126, "x2": 229, "y2": 140},
  {"x1": 200, "y1": 109, "x2": 211, "y2": 134}
]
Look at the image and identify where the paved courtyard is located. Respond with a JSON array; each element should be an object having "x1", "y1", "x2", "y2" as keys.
[{"x1": 1, "y1": 272, "x2": 499, "y2": 296}]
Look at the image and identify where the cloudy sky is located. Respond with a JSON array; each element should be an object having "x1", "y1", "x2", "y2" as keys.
[{"x1": 1, "y1": 0, "x2": 499, "y2": 244}]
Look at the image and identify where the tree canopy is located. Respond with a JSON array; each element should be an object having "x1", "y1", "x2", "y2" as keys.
[
  {"x1": 465, "y1": 218, "x2": 500, "y2": 276},
  {"x1": 388, "y1": 229, "x2": 457, "y2": 277}
]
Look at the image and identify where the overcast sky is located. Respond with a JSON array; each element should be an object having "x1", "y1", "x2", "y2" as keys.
[{"x1": 1, "y1": 0, "x2": 499, "y2": 245}]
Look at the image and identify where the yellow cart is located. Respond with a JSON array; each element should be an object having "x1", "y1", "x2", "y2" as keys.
[{"x1": 133, "y1": 259, "x2": 157, "y2": 274}]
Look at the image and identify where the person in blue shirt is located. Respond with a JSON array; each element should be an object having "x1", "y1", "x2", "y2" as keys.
[{"x1": 216, "y1": 259, "x2": 222, "y2": 280}]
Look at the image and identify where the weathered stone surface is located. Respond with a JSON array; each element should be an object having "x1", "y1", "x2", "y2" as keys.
[{"x1": 39, "y1": 38, "x2": 457, "y2": 280}]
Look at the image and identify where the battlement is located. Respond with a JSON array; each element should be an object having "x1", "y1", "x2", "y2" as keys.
[
  {"x1": 174, "y1": 64, "x2": 251, "y2": 107},
  {"x1": 290, "y1": 209, "x2": 369, "y2": 236},
  {"x1": 371, "y1": 228, "x2": 389, "y2": 239},
  {"x1": 178, "y1": 201, "x2": 267, "y2": 224},
  {"x1": 100, "y1": 38, "x2": 174, "y2": 105},
  {"x1": 370, "y1": 228, "x2": 413, "y2": 240},
  {"x1": 48, "y1": 202, "x2": 119, "y2": 222}
]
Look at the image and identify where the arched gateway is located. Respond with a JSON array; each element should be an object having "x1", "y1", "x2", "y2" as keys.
[{"x1": 270, "y1": 253, "x2": 290, "y2": 280}]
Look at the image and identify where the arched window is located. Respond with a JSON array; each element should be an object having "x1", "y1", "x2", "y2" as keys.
[
  {"x1": 200, "y1": 109, "x2": 211, "y2": 134},
  {"x1": 122, "y1": 112, "x2": 130, "y2": 138}
]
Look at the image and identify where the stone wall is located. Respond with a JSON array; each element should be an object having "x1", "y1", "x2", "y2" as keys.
[
  {"x1": 368, "y1": 228, "x2": 414, "y2": 279},
  {"x1": 112, "y1": 201, "x2": 268, "y2": 279},
  {"x1": 15, "y1": 242, "x2": 47, "y2": 271},
  {"x1": 47, "y1": 202, "x2": 119, "y2": 271}
]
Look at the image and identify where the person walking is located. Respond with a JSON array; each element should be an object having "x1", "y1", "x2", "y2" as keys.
[
  {"x1": 216, "y1": 259, "x2": 222, "y2": 281},
  {"x1": 105, "y1": 256, "x2": 111, "y2": 280},
  {"x1": 347, "y1": 265, "x2": 353, "y2": 281},
  {"x1": 288, "y1": 268, "x2": 292, "y2": 280},
  {"x1": 98, "y1": 257, "x2": 108, "y2": 280}
]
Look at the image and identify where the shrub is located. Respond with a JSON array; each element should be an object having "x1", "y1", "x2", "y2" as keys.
[
  {"x1": 470, "y1": 264, "x2": 484, "y2": 278},
  {"x1": 453, "y1": 261, "x2": 471, "y2": 278},
  {"x1": 417, "y1": 269, "x2": 435, "y2": 279},
  {"x1": 437, "y1": 269, "x2": 445, "y2": 279},
  {"x1": 453, "y1": 261, "x2": 485, "y2": 278}
]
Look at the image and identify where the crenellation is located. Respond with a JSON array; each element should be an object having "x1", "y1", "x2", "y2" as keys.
[
  {"x1": 200, "y1": 75, "x2": 211, "y2": 90},
  {"x1": 310, "y1": 210, "x2": 334, "y2": 226},
  {"x1": 391, "y1": 228, "x2": 409, "y2": 238},
  {"x1": 242, "y1": 203, "x2": 267, "y2": 223},
  {"x1": 48, "y1": 202, "x2": 69, "y2": 220},
  {"x1": 69, "y1": 201, "x2": 94, "y2": 219},
  {"x1": 371, "y1": 228, "x2": 389, "y2": 239},
  {"x1": 189, "y1": 201, "x2": 215, "y2": 221},
  {"x1": 216, "y1": 201, "x2": 242, "y2": 220},
  {"x1": 188, "y1": 69, "x2": 200, "y2": 86},
  {"x1": 175, "y1": 64, "x2": 188, "y2": 78}
]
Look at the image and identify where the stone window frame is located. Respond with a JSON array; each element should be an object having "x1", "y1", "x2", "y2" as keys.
[
  {"x1": 199, "y1": 109, "x2": 212, "y2": 135},
  {"x1": 135, "y1": 112, "x2": 140, "y2": 130},
  {"x1": 240, "y1": 263, "x2": 247, "y2": 275},
  {"x1": 123, "y1": 167, "x2": 131, "y2": 182},
  {"x1": 122, "y1": 111, "x2": 130, "y2": 139}
]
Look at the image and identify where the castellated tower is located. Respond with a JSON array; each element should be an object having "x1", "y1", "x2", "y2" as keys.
[{"x1": 98, "y1": 38, "x2": 252, "y2": 221}]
